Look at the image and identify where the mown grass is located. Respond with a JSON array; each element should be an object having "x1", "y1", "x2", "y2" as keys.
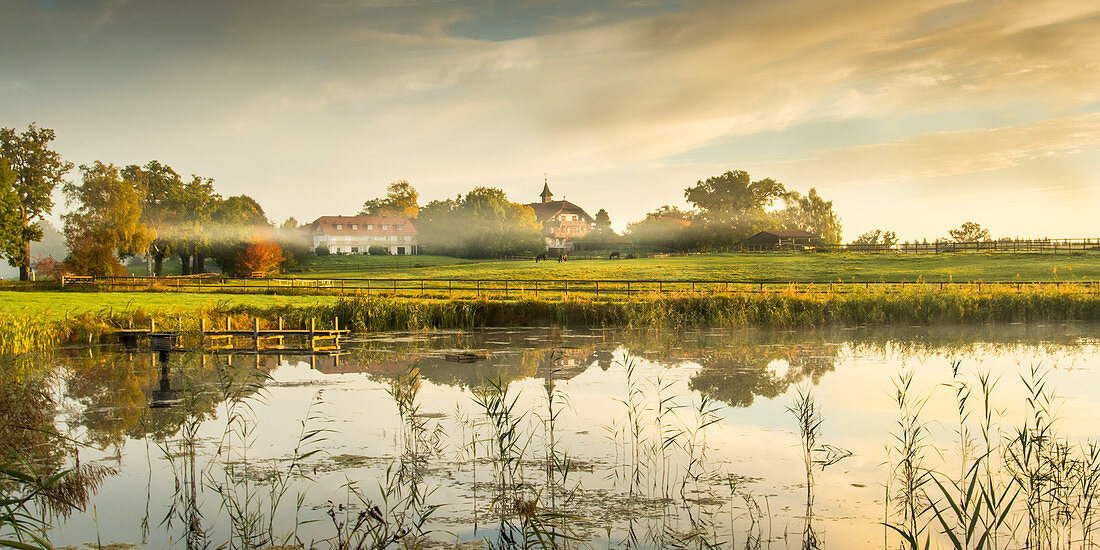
[
  {"x1": 2, "y1": 284, "x2": 1098, "y2": 353},
  {"x1": 281, "y1": 252, "x2": 1100, "y2": 282}
]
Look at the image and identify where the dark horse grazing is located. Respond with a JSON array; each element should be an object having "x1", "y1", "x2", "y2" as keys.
[
  {"x1": 557, "y1": 253, "x2": 568, "y2": 263},
  {"x1": 609, "y1": 251, "x2": 621, "y2": 260},
  {"x1": 535, "y1": 253, "x2": 547, "y2": 262}
]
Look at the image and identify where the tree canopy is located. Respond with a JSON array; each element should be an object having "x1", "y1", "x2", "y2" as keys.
[
  {"x1": 62, "y1": 162, "x2": 151, "y2": 276},
  {"x1": 0, "y1": 124, "x2": 74, "y2": 280},
  {"x1": 948, "y1": 221, "x2": 991, "y2": 242},
  {"x1": 360, "y1": 180, "x2": 419, "y2": 218},
  {"x1": 417, "y1": 187, "x2": 543, "y2": 258}
]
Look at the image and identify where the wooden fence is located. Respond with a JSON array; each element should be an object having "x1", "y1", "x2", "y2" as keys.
[{"x1": 60, "y1": 275, "x2": 1100, "y2": 299}]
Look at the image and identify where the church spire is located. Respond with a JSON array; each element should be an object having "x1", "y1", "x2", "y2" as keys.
[{"x1": 540, "y1": 174, "x2": 553, "y2": 203}]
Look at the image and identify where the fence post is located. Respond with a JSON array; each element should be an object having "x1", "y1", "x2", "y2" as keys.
[{"x1": 595, "y1": 281, "x2": 599, "y2": 299}]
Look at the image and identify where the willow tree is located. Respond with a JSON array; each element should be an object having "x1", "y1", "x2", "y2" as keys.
[{"x1": 0, "y1": 125, "x2": 74, "y2": 280}]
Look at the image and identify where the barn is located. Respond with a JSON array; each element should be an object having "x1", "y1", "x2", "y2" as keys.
[{"x1": 743, "y1": 230, "x2": 821, "y2": 250}]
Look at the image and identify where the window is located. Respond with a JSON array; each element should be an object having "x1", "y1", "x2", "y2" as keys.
[
  {"x1": 366, "y1": 224, "x2": 374, "y2": 230},
  {"x1": 351, "y1": 247, "x2": 359, "y2": 253},
  {"x1": 351, "y1": 224, "x2": 358, "y2": 230},
  {"x1": 404, "y1": 236, "x2": 411, "y2": 242},
  {"x1": 395, "y1": 225, "x2": 404, "y2": 230},
  {"x1": 381, "y1": 224, "x2": 389, "y2": 230},
  {"x1": 335, "y1": 224, "x2": 343, "y2": 230}
]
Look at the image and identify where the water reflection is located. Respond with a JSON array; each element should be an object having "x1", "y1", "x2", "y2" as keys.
[{"x1": 3, "y1": 323, "x2": 1099, "y2": 548}]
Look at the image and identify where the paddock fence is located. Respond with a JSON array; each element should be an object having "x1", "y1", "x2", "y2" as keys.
[{"x1": 59, "y1": 275, "x2": 1100, "y2": 300}]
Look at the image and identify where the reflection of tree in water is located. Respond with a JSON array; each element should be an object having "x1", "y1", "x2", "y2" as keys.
[
  {"x1": 59, "y1": 350, "x2": 273, "y2": 446},
  {"x1": 687, "y1": 344, "x2": 837, "y2": 408},
  {"x1": 0, "y1": 355, "x2": 112, "y2": 519}
]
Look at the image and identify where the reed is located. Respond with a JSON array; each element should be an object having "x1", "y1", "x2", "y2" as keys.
[{"x1": 5, "y1": 283, "x2": 1100, "y2": 353}]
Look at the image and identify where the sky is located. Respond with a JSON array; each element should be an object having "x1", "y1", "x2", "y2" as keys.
[{"x1": 1, "y1": 0, "x2": 1098, "y2": 241}]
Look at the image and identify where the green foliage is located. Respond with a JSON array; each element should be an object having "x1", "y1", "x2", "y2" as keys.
[
  {"x1": 949, "y1": 222, "x2": 992, "y2": 243},
  {"x1": 367, "y1": 245, "x2": 388, "y2": 255},
  {"x1": 851, "y1": 229, "x2": 898, "y2": 247},
  {"x1": 0, "y1": 125, "x2": 74, "y2": 280},
  {"x1": 315, "y1": 244, "x2": 330, "y2": 256},
  {"x1": 360, "y1": 180, "x2": 419, "y2": 218},
  {"x1": 417, "y1": 187, "x2": 544, "y2": 258},
  {"x1": 778, "y1": 188, "x2": 843, "y2": 244},
  {"x1": 62, "y1": 161, "x2": 151, "y2": 276}
]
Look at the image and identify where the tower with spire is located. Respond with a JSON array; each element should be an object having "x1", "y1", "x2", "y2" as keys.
[{"x1": 540, "y1": 174, "x2": 553, "y2": 203}]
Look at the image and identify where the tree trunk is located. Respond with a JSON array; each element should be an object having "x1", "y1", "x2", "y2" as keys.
[
  {"x1": 18, "y1": 239, "x2": 29, "y2": 281},
  {"x1": 154, "y1": 253, "x2": 164, "y2": 277},
  {"x1": 180, "y1": 253, "x2": 192, "y2": 276},
  {"x1": 192, "y1": 253, "x2": 204, "y2": 274}
]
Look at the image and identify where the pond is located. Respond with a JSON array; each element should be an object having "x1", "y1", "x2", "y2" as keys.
[{"x1": 5, "y1": 323, "x2": 1100, "y2": 549}]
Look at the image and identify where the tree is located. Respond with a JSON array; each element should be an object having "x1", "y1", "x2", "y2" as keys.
[
  {"x1": 280, "y1": 217, "x2": 299, "y2": 231},
  {"x1": 232, "y1": 240, "x2": 284, "y2": 277},
  {"x1": 171, "y1": 175, "x2": 220, "y2": 275},
  {"x1": 948, "y1": 222, "x2": 991, "y2": 242},
  {"x1": 851, "y1": 229, "x2": 898, "y2": 247},
  {"x1": 0, "y1": 125, "x2": 74, "y2": 280},
  {"x1": 625, "y1": 206, "x2": 696, "y2": 251},
  {"x1": 62, "y1": 162, "x2": 150, "y2": 276},
  {"x1": 209, "y1": 194, "x2": 272, "y2": 273},
  {"x1": 360, "y1": 180, "x2": 419, "y2": 218},
  {"x1": 778, "y1": 188, "x2": 843, "y2": 244},
  {"x1": 685, "y1": 170, "x2": 786, "y2": 219},
  {"x1": 122, "y1": 160, "x2": 185, "y2": 276},
  {"x1": 417, "y1": 187, "x2": 543, "y2": 258},
  {"x1": 594, "y1": 208, "x2": 612, "y2": 232},
  {"x1": 683, "y1": 170, "x2": 789, "y2": 248}
]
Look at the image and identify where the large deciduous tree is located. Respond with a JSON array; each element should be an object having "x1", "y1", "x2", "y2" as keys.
[
  {"x1": 417, "y1": 187, "x2": 542, "y2": 257},
  {"x1": 0, "y1": 125, "x2": 74, "y2": 280},
  {"x1": 62, "y1": 162, "x2": 150, "y2": 276},
  {"x1": 122, "y1": 160, "x2": 185, "y2": 276},
  {"x1": 683, "y1": 170, "x2": 789, "y2": 248},
  {"x1": 948, "y1": 221, "x2": 991, "y2": 242},
  {"x1": 778, "y1": 188, "x2": 843, "y2": 244},
  {"x1": 360, "y1": 180, "x2": 419, "y2": 218}
]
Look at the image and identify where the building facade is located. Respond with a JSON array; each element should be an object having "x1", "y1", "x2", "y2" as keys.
[
  {"x1": 306, "y1": 215, "x2": 418, "y2": 255},
  {"x1": 525, "y1": 182, "x2": 595, "y2": 251}
]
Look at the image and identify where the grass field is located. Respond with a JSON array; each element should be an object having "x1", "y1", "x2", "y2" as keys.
[
  {"x1": 0, "y1": 291, "x2": 337, "y2": 320},
  {"x1": 282, "y1": 252, "x2": 1100, "y2": 282}
]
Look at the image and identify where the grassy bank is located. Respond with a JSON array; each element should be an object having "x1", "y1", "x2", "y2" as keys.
[{"x1": 2, "y1": 284, "x2": 1099, "y2": 353}]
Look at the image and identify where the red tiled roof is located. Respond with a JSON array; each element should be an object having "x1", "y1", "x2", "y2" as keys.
[{"x1": 307, "y1": 215, "x2": 417, "y2": 236}]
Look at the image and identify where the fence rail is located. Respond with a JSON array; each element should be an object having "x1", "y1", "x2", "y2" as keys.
[{"x1": 60, "y1": 275, "x2": 1100, "y2": 299}]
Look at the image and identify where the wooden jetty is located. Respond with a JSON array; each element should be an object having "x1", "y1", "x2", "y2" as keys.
[{"x1": 115, "y1": 317, "x2": 349, "y2": 353}]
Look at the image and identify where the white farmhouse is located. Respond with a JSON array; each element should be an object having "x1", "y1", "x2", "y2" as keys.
[{"x1": 305, "y1": 215, "x2": 418, "y2": 255}]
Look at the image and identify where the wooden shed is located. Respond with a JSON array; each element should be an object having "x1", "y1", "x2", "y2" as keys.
[{"x1": 743, "y1": 230, "x2": 821, "y2": 250}]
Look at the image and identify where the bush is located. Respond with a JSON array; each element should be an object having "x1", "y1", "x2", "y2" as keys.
[
  {"x1": 368, "y1": 245, "x2": 388, "y2": 256},
  {"x1": 315, "y1": 245, "x2": 329, "y2": 256},
  {"x1": 64, "y1": 241, "x2": 126, "y2": 277}
]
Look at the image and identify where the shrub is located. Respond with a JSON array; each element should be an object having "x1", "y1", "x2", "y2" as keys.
[
  {"x1": 315, "y1": 244, "x2": 330, "y2": 256},
  {"x1": 368, "y1": 245, "x2": 388, "y2": 256}
]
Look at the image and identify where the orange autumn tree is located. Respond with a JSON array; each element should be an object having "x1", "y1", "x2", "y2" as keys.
[{"x1": 233, "y1": 240, "x2": 284, "y2": 277}]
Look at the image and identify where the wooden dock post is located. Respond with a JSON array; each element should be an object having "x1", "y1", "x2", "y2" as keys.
[
  {"x1": 334, "y1": 317, "x2": 340, "y2": 348},
  {"x1": 253, "y1": 317, "x2": 259, "y2": 351},
  {"x1": 309, "y1": 318, "x2": 315, "y2": 351}
]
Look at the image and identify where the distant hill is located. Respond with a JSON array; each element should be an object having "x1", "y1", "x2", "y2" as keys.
[{"x1": 0, "y1": 221, "x2": 68, "y2": 280}]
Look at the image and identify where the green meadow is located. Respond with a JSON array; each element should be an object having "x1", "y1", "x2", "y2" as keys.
[{"x1": 284, "y1": 252, "x2": 1100, "y2": 282}]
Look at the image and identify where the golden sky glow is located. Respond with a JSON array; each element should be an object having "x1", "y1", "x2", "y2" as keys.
[{"x1": 2, "y1": 0, "x2": 1098, "y2": 239}]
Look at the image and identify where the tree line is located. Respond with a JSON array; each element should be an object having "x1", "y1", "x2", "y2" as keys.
[{"x1": 0, "y1": 125, "x2": 306, "y2": 279}]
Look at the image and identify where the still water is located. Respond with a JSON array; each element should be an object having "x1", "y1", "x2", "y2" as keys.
[{"x1": 8, "y1": 324, "x2": 1100, "y2": 549}]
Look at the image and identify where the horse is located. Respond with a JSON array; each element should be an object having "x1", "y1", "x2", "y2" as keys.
[
  {"x1": 535, "y1": 253, "x2": 547, "y2": 262},
  {"x1": 557, "y1": 253, "x2": 568, "y2": 263},
  {"x1": 609, "y1": 251, "x2": 621, "y2": 260}
]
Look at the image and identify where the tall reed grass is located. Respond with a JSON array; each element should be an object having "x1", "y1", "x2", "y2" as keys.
[{"x1": 4, "y1": 283, "x2": 1100, "y2": 353}]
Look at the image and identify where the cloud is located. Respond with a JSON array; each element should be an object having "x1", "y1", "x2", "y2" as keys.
[{"x1": 767, "y1": 113, "x2": 1100, "y2": 186}]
